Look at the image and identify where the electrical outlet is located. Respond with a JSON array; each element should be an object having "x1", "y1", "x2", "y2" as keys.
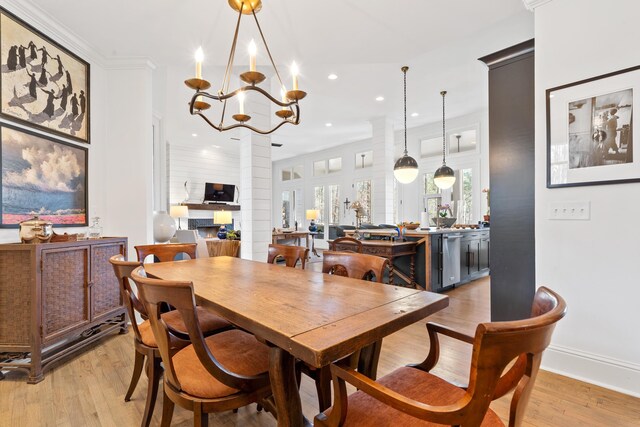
[{"x1": 548, "y1": 201, "x2": 590, "y2": 220}]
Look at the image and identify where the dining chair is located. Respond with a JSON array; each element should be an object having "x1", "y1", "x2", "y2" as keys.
[
  {"x1": 135, "y1": 243, "x2": 198, "y2": 264},
  {"x1": 267, "y1": 243, "x2": 309, "y2": 269},
  {"x1": 303, "y1": 251, "x2": 391, "y2": 412},
  {"x1": 109, "y1": 255, "x2": 232, "y2": 427},
  {"x1": 322, "y1": 250, "x2": 389, "y2": 283},
  {"x1": 129, "y1": 266, "x2": 274, "y2": 427},
  {"x1": 315, "y1": 286, "x2": 567, "y2": 427},
  {"x1": 329, "y1": 237, "x2": 363, "y2": 253}
]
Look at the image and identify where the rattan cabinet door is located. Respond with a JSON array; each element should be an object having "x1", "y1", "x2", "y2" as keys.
[
  {"x1": 90, "y1": 242, "x2": 125, "y2": 320},
  {"x1": 41, "y1": 246, "x2": 90, "y2": 343}
]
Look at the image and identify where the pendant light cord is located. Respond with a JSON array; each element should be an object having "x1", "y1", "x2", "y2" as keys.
[
  {"x1": 403, "y1": 66, "x2": 408, "y2": 156},
  {"x1": 441, "y1": 90, "x2": 447, "y2": 165}
]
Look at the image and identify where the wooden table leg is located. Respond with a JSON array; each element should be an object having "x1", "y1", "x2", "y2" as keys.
[
  {"x1": 269, "y1": 346, "x2": 310, "y2": 427},
  {"x1": 388, "y1": 257, "x2": 394, "y2": 286}
]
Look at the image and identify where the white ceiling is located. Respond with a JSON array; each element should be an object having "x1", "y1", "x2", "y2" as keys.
[{"x1": 27, "y1": 0, "x2": 533, "y2": 160}]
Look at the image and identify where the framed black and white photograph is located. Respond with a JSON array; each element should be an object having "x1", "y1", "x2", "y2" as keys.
[
  {"x1": 0, "y1": 7, "x2": 90, "y2": 143},
  {"x1": 1, "y1": 123, "x2": 88, "y2": 227},
  {"x1": 547, "y1": 65, "x2": 638, "y2": 188}
]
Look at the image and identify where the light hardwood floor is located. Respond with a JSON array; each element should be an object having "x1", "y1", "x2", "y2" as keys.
[{"x1": 1, "y1": 276, "x2": 639, "y2": 426}]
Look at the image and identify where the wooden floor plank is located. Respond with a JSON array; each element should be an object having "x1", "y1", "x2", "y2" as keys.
[{"x1": 1, "y1": 276, "x2": 638, "y2": 426}]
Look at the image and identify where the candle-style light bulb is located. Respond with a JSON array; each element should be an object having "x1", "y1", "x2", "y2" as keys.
[
  {"x1": 248, "y1": 39, "x2": 257, "y2": 72},
  {"x1": 195, "y1": 47, "x2": 204, "y2": 79},
  {"x1": 291, "y1": 61, "x2": 299, "y2": 91},
  {"x1": 238, "y1": 91, "x2": 245, "y2": 115}
]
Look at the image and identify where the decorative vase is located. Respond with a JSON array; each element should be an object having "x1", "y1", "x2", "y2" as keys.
[
  {"x1": 308, "y1": 220, "x2": 317, "y2": 232},
  {"x1": 217, "y1": 225, "x2": 228, "y2": 240},
  {"x1": 153, "y1": 211, "x2": 176, "y2": 243}
]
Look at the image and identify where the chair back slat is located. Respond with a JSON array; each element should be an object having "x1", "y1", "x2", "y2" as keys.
[
  {"x1": 109, "y1": 255, "x2": 145, "y2": 340},
  {"x1": 267, "y1": 244, "x2": 309, "y2": 269},
  {"x1": 322, "y1": 251, "x2": 389, "y2": 283},
  {"x1": 135, "y1": 243, "x2": 197, "y2": 263},
  {"x1": 129, "y1": 266, "x2": 269, "y2": 393}
]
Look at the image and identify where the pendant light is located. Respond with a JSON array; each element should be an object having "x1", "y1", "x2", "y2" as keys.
[
  {"x1": 434, "y1": 90, "x2": 456, "y2": 189},
  {"x1": 393, "y1": 66, "x2": 419, "y2": 184}
]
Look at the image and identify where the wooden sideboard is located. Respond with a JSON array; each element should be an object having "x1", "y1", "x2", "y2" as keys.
[{"x1": 0, "y1": 237, "x2": 128, "y2": 383}]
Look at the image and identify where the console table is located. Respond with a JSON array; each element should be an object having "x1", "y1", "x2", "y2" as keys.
[{"x1": 0, "y1": 237, "x2": 128, "y2": 383}]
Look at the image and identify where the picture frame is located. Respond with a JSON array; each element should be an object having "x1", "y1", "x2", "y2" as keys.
[
  {"x1": 1, "y1": 123, "x2": 88, "y2": 227},
  {"x1": 546, "y1": 65, "x2": 638, "y2": 188},
  {"x1": 0, "y1": 6, "x2": 90, "y2": 144}
]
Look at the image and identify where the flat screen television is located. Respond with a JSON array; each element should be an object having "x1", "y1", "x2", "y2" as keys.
[{"x1": 204, "y1": 183, "x2": 236, "y2": 203}]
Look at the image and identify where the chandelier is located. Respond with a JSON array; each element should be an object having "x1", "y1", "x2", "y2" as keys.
[{"x1": 184, "y1": 0, "x2": 306, "y2": 135}]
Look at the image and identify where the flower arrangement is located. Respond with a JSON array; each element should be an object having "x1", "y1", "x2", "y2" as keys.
[
  {"x1": 482, "y1": 188, "x2": 490, "y2": 215},
  {"x1": 438, "y1": 204, "x2": 452, "y2": 218}
]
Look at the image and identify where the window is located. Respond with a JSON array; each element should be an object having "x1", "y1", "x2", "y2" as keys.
[
  {"x1": 354, "y1": 180, "x2": 372, "y2": 224},
  {"x1": 314, "y1": 186, "x2": 325, "y2": 238},
  {"x1": 458, "y1": 168, "x2": 473, "y2": 224},
  {"x1": 449, "y1": 129, "x2": 477, "y2": 154},
  {"x1": 314, "y1": 160, "x2": 327, "y2": 176},
  {"x1": 420, "y1": 136, "x2": 442, "y2": 158},
  {"x1": 281, "y1": 165, "x2": 303, "y2": 181},
  {"x1": 423, "y1": 173, "x2": 441, "y2": 226},
  {"x1": 329, "y1": 185, "x2": 340, "y2": 224},
  {"x1": 355, "y1": 151, "x2": 373, "y2": 169},
  {"x1": 281, "y1": 190, "x2": 295, "y2": 228},
  {"x1": 328, "y1": 157, "x2": 342, "y2": 173}
]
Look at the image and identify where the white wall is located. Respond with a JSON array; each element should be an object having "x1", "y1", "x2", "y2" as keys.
[
  {"x1": 535, "y1": 0, "x2": 640, "y2": 397},
  {"x1": 0, "y1": 1, "x2": 156, "y2": 257}
]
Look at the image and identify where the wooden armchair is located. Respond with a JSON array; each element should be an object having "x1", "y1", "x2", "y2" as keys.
[
  {"x1": 135, "y1": 243, "x2": 197, "y2": 263},
  {"x1": 329, "y1": 237, "x2": 363, "y2": 253},
  {"x1": 129, "y1": 266, "x2": 274, "y2": 427},
  {"x1": 109, "y1": 255, "x2": 232, "y2": 427},
  {"x1": 315, "y1": 286, "x2": 567, "y2": 427},
  {"x1": 267, "y1": 243, "x2": 309, "y2": 269}
]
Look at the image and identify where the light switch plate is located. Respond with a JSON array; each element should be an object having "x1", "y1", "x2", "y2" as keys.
[{"x1": 548, "y1": 201, "x2": 590, "y2": 220}]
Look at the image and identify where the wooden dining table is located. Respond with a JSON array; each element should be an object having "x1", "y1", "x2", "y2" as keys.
[{"x1": 145, "y1": 256, "x2": 449, "y2": 427}]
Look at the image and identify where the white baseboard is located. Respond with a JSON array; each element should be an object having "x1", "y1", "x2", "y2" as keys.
[{"x1": 542, "y1": 344, "x2": 640, "y2": 398}]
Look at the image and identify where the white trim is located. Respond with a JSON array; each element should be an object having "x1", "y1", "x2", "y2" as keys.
[
  {"x1": 543, "y1": 344, "x2": 640, "y2": 398},
  {"x1": 521, "y1": 0, "x2": 553, "y2": 11}
]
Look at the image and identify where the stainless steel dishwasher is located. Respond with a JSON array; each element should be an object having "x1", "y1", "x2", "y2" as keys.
[{"x1": 442, "y1": 233, "x2": 461, "y2": 287}]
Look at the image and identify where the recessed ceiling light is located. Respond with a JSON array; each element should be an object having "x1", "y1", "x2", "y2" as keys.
[
  {"x1": 192, "y1": 133, "x2": 198, "y2": 137},
  {"x1": 328, "y1": 74, "x2": 338, "y2": 80},
  {"x1": 411, "y1": 112, "x2": 419, "y2": 117},
  {"x1": 325, "y1": 123, "x2": 332, "y2": 127},
  {"x1": 375, "y1": 96, "x2": 384, "y2": 101}
]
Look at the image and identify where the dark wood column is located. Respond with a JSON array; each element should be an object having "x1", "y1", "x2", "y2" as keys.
[{"x1": 479, "y1": 39, "x2": 535, "y2": 321}]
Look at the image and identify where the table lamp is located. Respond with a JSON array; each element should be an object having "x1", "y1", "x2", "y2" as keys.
[
  {"x1": 306, "y1": 209, "x2": 319, "y2": 232},
  {"x1": 214, "y1": 210, "x2": 233, "y2": 239},
  {"x1": 169, "y1": 205, "x2": 189, "y2": 230}
]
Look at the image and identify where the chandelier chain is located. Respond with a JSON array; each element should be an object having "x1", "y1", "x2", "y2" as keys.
[
  {"x1": 441, "y1": 91, "x2": 446, "y2": 165},
  {"x1": 251, "y1": 10, "x2": 285, "y2": 91},
  {"x1": 403, "y1": 67, "x2": 408, "y2": 155}
]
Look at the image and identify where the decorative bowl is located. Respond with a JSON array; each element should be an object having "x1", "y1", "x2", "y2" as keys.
[
  {"x1": 403, "y1": 223, "x2": 420, "y2": 230},
  {"x1": 431, "y1": 217, "x2": 457, "y2": 228}
]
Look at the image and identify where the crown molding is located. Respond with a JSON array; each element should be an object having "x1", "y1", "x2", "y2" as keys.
[{"x1": 521, "y1": 0, "x2": 553, "y2": 11}]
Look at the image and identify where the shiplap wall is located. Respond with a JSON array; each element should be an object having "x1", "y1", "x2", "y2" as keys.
[{"x1": 168, "y1": 142, "x2": 241, "y2": 221}]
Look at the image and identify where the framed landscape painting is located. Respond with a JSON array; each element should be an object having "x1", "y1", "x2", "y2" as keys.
[
  {"x1": 0, "y1": 7, "x2": 90, "y2": 143},
  {"x1": 0, "y1": 123, "x2": 87, "y2": 227},
  {"x1": 547, "y1": 65, "x2": 638, "y2": 188}
]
